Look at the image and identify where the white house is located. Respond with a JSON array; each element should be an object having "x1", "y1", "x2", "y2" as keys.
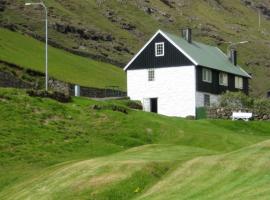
[{"x1": 124, "y1": 29, "x2": 251, "y2": 117}]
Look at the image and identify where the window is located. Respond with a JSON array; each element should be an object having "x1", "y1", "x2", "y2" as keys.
[
  {"x1": 155, "y1": 42, "x2": 164, "y2": 57},
  {"x1": 204, "y1": 94, "x2": 210, "y2": 107},
  {"x1": 235, "y1": 76, "x2": 243, "y2": 89},
  {"x1": 202, "y1": 68, "x2": 212, "y2": 83},
  {"x1": 219, "y1": 72, "x2": 228, "y2": 86},
  {"x1": 148, "y1": 68, "x2": 155, "y2": 81}
]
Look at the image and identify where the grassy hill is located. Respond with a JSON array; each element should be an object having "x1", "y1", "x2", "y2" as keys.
[
  {"x1": 1, "y1": 0, "x2": 270, "y2": 96},
  {"x1": 0, "y1": 28, "x2": 126, "y2": 90},
  {"x1": 0, "y1": 88, "x2": 270, "y2": 199}
]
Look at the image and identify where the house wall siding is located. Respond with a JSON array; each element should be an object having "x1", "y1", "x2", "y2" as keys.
[
  {"x1": 196, "y1": 66, "x2": 249, "y2": 95},
  {"x1": 128, "y1": 33, "x2": 193, "y2": 70},
  {"x1": 127, "y1": 66, "x2": 196, "y2": 117}
]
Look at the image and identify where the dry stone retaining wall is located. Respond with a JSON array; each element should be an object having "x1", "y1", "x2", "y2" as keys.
[
  {"x1": 207, "y1": 107, "x2": 270, "y2": 121},
  {"x1": 0, "y1": 61, "x2": 126, "y2": 98}
]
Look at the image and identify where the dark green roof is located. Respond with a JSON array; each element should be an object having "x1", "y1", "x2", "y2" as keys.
[{"x1": 163, "y1": 31, "x2": 251, "y2": 78}]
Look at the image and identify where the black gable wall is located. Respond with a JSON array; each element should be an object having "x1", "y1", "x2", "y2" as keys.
[{"x1": 128, "y1": 33, "x2": 193, "y2": 70}]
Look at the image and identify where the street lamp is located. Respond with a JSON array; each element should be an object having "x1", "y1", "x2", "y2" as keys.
[
  {"x1": 227, "y1": 41, "x2": 249, "y2": 55},
  {"x1": 25, "y1": 1, "x2": 48, "y2": 91}
]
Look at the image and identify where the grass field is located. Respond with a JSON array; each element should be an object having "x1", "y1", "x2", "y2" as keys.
[
  {"x1": 0, "y1": 88, "x2": 270, "y2": 199},
  {"x1": 0, "y1": 28, "x2": 126, "y2": 90}
]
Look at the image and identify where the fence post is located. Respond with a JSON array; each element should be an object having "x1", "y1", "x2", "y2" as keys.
[{"x1": 74, "y1": 85, "x2": 80, "y2": 97}]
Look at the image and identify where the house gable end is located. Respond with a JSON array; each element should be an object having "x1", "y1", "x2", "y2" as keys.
[{"x1": 125, "y1": 32, "x2": 194, "y2": 70}]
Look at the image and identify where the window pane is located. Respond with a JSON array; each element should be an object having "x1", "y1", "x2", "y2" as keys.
[
  {"x1": 204, "y1": 94, "x2": 210, "y2": 107},
  {"x1": 239, "y1": 77, "x2": 243, "y2": 89},
  {"x1": 209, "y1": 70, "x2": 212, "y2": 82},
  {"x1": 155, "y1": 43, "x2": 164, "y2": 56},
  {"x1": 235, "y1": 76, "x2": 243, "y2": 89},
  {"x1": 202, "y1": 68, "x2": 212, "y2": 83},
  {"x1": 219, "y1": 73, "x2": 228, "y2": 86},
  {"x1": 219, "y1": 73, "x2": 223, "y2": 85},
  {"x1": 203, "y1": 69, "x2": 206, "y2": 81},
  {"x1": 148, "y1": 69, "x2": 155, "y2": 81}
]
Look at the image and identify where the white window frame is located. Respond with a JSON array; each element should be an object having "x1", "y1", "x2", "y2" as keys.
[
  {"x1": 148, "y1": 68, "x2": 155, "y2": 81},
  {"x1": 155, "y1": 42, "x2": 164, "y2": 57},
  {"x1": 235, "y1": 76, "x2": 243, "y2": 89},
  {"x1": 202, "y1": 68, "x2": 212, "y2": 83},
  {"x1": 219, "y1": 72, "x2": 228, "y2": 86}
]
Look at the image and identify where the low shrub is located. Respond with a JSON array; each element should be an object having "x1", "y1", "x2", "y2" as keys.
[
  {"x1": 91, "y1": 104, "x2": 128, "y2": 114},
  {"x1": 219, "y1": 91, "x2": 253, "y2": 109},
  {"x1": 186, "y1": 115, "x2": 195, "y2": 120},
  {"x1": 125, "y1": 100, "x2": 143, "y2": 110}
]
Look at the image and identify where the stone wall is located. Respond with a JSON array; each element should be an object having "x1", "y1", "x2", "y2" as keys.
[
  {"x1": 0, "y1": 61, "x2": 126, "y2": 98},
  {"x1": 0, "y1": 71, "x2": 34, "y2": 89},
  {"x1": 69, "y1": 85, "x2": 126, "y2": 98},
  {"x1": 207, "y1": 107, "x2": 270, "y2": 121}
]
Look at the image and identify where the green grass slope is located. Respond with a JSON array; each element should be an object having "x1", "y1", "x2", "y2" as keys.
[
  {"x1": 0, "y1": 88, "x2": 270, "y2": 199},
  {"x1": 1, "y1": 0, "x2": 270, "y2": 96},
  {"x1": 0, "y1": 145, "x2": 214, "y2": 200},
  {"x1": 137, "y1": 140, "x2": 270, "y2": 200},
  {"x1": 0, "y1": 28, "x2": 126, "y2": 90}
]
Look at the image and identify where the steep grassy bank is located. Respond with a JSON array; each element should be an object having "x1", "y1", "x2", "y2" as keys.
[
  {"x1": 0, "y1": 28, "x2": 126, "y2": 90},
  {"x1": 137, "y1": 140, "x2": 270, "y2": 200},
  {"x1": 0, "y1": 88, "x2": 270, "y2": 199}
]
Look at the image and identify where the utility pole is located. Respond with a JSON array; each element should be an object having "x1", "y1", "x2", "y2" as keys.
[{"x1": 259, "y1": 10, "x2": 261, "y2": 31}]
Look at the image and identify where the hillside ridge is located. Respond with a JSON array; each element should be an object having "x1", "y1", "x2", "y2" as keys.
[{"x1": 1, "y1": 0, "x2": 270, "y2": 95}]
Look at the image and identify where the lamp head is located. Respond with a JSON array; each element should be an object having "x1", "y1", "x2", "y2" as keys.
[
  {"x1": 25, "y1": 3, "x2": 32, "y2": 6},
  {"x1": 239, "y1": 41, "x2": 249, "y2": 44}
]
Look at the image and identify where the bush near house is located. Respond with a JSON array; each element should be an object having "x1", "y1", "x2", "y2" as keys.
[{"x1": 207, "y1": 92, "x2": 270, "y2": 120}]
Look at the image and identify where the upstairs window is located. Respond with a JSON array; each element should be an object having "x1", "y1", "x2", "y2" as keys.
[
  {"x1": 202, "y1": 68, "x2": 212, "y2": 83},
  {"x1": 148, "y1": 68, "x2": 155, "y2": 81},
  {"x1": 219, "y1": 72, "x2": 228, "y2": 86},
  {"x1": 155, "y1": 42, "x2": 164, "y2": 57},
  {"x1": 235, "y1": 76, "x2": 243, "y2": 89}
]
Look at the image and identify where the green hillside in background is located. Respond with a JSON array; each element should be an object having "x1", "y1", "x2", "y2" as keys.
[
  {"x1": 1, "y1": 0, "x2": 270, "y2": 96},
  {"x1": 0, "y1": 88, "x2": 270, "y2": 199},
  {"x1": 0, "y1": 28, "x2": 126, "y2": 90}
]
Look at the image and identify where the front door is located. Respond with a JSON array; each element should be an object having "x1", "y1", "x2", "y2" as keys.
[{"x1": 150, "y1": 98, "x2": 158, "y2": 113}]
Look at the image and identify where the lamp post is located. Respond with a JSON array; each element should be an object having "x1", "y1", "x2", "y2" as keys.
[
  {"x1": 25, "y1": 1, "x2": 48, "y2": 91},
  {"x1": 227, "y1": 41, "x2": 249, "y2": 55}
]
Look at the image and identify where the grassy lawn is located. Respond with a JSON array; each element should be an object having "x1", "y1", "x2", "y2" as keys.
[
  {"x1": 0, "y1": 28, "x2": 126, "y2": 90},
  {"x1": 0, "y1": 88, "x2": 270, "y2": 199}
]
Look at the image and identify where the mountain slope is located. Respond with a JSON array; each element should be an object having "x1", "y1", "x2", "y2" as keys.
[
  {"x1": 1, "y1": 0, "x2": 270, "y2": 96},
  {"x1": 0, "y1": 88, "x2": 270, "y2": 199},
  {"x1": 0, "y1": 28, "x2": 126, "y2": 90}
]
